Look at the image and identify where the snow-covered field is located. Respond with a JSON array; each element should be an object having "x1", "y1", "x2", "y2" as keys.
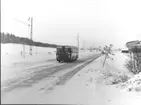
[
  {"x1": 1, "y1": 48, "x2": 141, "y2": 104},
  {"x1": 1, "y1": 43, "x2": 98, "y2": 82},
  {"x1": 1, "y1": 44, "x2": 56, "y2": 82},
  {"x1": 1, "y1": 43, "x2": 56, "y2": 66},
  {"x1": 1, "y1": 43, "x2": 96, "y2": 66}
]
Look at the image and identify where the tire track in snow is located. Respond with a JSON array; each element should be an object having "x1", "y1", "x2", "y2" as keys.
[
  {"x1": 1, "y1": 54, "x2": 100, "y2": 93},
  {"x1": 56, "y1": 55, "x2": 101, "y2": 85},
  {"x1": 39, "y1": 54, "x2": 101, "y2": 93},
  {"x1": 1, "y1": 62, "x2": 60, "y2": 87},
  {"x1": 1, "y1": 54, "x2": 102, "y2": 92}
]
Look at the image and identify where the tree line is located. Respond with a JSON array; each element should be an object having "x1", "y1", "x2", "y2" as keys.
[{"x1": 1, "y1": 32, "x2": 58, "y2": 48}]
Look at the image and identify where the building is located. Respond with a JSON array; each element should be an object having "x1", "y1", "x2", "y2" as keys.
[{"x1": 126, "y1": 40, "x2": 141, "y2": 73}]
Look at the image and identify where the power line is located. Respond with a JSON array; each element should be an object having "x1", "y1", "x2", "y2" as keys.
[
  {"x1": 14, "y1": 17, "x2": 33, "y2": 56},
  {"x1": 14, "y1": 18, "x2": 30, "y2": 26}
]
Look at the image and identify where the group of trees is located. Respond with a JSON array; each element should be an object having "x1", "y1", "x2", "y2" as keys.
[
  {"x1": 80, "y1": 45, "x2": 114, "y2": 52},
  {"x1": 1, "y1": 32, "x2": 58, "y2": 48}
]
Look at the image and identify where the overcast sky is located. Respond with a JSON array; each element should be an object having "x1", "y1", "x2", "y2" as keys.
[{"x1": 1, "y1": 0, "x2": 141, "y2": 48}]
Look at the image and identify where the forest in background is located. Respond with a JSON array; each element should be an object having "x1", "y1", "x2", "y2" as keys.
[{"x1": 1, "y1": 32, "x2": 58, "y2": 48}]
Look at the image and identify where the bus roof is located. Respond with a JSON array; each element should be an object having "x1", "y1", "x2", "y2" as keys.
[{"x1": 57, "y1": 45, "x2": 78, "y2": 49}]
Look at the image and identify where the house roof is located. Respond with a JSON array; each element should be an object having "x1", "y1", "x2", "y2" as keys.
[{"x1": 126, "y1": 40, "x2": 141, "y2": 48}]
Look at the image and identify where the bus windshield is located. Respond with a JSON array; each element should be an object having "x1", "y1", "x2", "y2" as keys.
[{"x1": 57, "y1": 48, "x2": 71, "y2": 53}]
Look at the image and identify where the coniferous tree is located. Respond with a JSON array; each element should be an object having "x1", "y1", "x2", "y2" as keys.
[{"x1": 1, "y1": 32, "x2": 58, "y2": 48}]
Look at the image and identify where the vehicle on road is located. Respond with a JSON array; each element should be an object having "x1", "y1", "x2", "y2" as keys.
[{"x1": 56, "y1": 46, "x2": 79, "y2": 62}]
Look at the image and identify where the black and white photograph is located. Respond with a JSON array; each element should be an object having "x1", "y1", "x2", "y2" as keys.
[{"x1": 1, "y1": 0, "x2": 141, "y2": 104}]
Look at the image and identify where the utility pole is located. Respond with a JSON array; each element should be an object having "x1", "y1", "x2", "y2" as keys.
[
  {"x1": 15, "y1": 17, "x2": 33, "y2": 56},
  {"x1": 28, "y1": 17, "x2": 33, "y2": 56},
  {"x1": 73, "y1": 33, "x2": 79, "y2": 52},
  {"x1": 14, "y1": 18, "x2": 29, "y2": 58}
]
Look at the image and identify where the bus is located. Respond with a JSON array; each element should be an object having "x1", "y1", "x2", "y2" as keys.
[{"x1": 56, "y1": 46, "x2": 79, "y2": 62}]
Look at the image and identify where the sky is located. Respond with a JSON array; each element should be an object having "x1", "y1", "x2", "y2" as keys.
[{"x1": 1, "y1": 0, "x2": 141, "y2": 48}]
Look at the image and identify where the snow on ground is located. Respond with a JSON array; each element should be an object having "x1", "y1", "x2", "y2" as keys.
[
  {"x1": 2, "y1": 51, "x2": 141, "y2": 104},
  {"x1": 37, "y1": 53, "x2": 140, "y2": 105},
  {"x1": 1, "y1": 43, "x2": 56, "y2": 66},
  {"x1": 99, "y1": 52, "x2": 134, "y2": 85},
  {"x1": 119, "y1": 72, "x2": 141, "y2": 92},
  {"x1": 103, "y1": 52, "x2": 141, "y2": 92},
  {"x1": 1, "y1": 43, "x2": 98, "y2": 82},
  {"x1": 38, "y1": 52, "x2": 140, "y2": 105},
  {"x1": 1, "y1": 44, "x2": 56, "y2": 82},
  {"x1": 103, "y1": 52, "x2": 130, "y2": 73}
]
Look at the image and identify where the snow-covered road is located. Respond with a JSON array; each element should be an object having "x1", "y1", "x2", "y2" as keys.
[
  {"x1": 1, "y1": 51, "x2": 141, "y2": 105},
  {"x1": 1, "y1": 51, "x2": 101, "y2": 103},
  {"x1": 1, "y1": 44, "x2": 99, "y2": 82}
]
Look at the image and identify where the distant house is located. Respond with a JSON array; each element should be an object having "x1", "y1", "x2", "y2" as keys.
[{"x1": 126, "y1": 40, "x2": 141, "y2": 53}]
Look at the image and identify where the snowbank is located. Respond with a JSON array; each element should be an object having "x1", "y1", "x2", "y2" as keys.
[
  {"x1": 119, "y1": 72, "x2": 141, "y2": 92},
  {"x1": 102, "y1": 52, "x2": 141, "y2": 92},
  {"x1": 95, "y1": 52, "x2": 141, "y2": 93}
]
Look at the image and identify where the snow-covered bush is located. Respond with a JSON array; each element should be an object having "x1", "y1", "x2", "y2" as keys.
[
  {"x1": 124, "y1": 59, "x2": 134, "y2": 74},
  {"x1": 124, "y1": 54, "x2": 141, "y2": 74},
  {"x1": 119, "y1": 73, "x2": 141, "y2": 92},
  {"x1": 103, "y1": 71, "x2": 130, "y2": 85},
  {"x1": 111, "y1": 74, "x2": 130, "y2": 85}
]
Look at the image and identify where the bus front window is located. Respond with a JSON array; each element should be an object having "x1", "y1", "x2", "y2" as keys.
[{"x1": 68, "y1": 48, "x2": 72, "y2": 53}]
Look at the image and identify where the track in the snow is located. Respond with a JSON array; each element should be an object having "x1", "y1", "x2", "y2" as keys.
[{"x1": 1, "y1": 54, "x2": 101, "y2": 93}]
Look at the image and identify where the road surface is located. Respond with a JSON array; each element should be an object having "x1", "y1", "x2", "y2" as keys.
[{"x1": 1, "y1": 53, "x2": 101, "y2": 103}]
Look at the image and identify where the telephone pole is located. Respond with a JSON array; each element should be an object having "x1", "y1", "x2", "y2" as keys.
[
  {"x1": 28, "y1": 17, "x2": 33, "y2": 56},
  {"x1": 14, "y1": 17, "x2": 33, "y2": 56}
]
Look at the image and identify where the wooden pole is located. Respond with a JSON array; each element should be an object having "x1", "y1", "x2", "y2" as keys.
[
  {"x1": 30, "y1": 17, "x2": 33, "y2": 56},
  {"x1": 102, "y1": 54, "x2": 107, "y2": 68}
]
